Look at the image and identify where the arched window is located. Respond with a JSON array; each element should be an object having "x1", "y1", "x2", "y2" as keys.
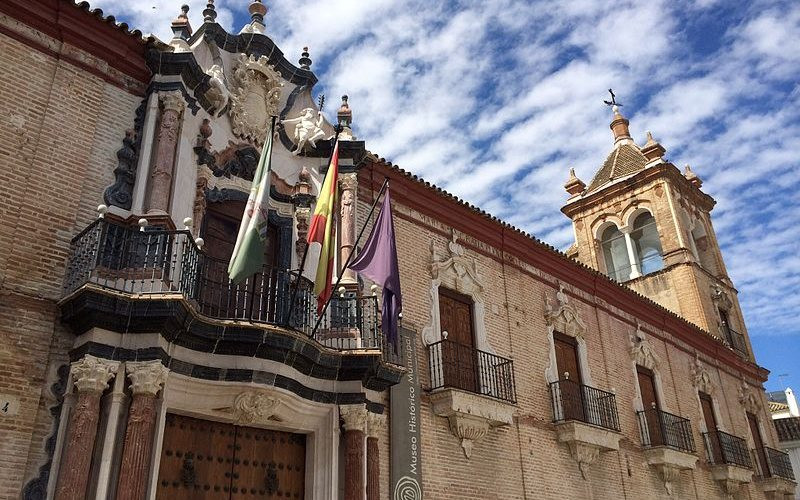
[
  {"x1": 631, "y1": 212, "x2": 663, "y2": 275},
  {"x1": 600, "y1": 225, "x2": 630, "y2": 282}
]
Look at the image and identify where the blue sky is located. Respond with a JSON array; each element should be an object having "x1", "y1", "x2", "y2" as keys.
[{"x1": 97, "y1": 0, "x2": 800, "y2": 392}]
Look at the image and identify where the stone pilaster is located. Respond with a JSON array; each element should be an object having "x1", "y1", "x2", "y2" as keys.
[
  {"x1": 339, "y1": 173, "x2": 358, "y2": 284},
  {"x1": 115, "y1": 361, "x2": 169, "y2": 500},
  {"x1": 147, "y1": 91, "x2": 185, "y2": 214},
  {"x1": 54, "y1": 356, "x2": 119, "y2": 500},
  {"x1": 366, "y1": 412, "x2": 386, "y2": 500},
  {"x1": 340, "y1": 404, "x2": 367, "y2": 500}
]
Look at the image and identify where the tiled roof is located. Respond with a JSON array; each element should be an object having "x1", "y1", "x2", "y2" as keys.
[
  {"x1": 586, "y1": 143, "x2": 648, "y2": 192},
  {"x1": 72, "y1": 1, "x2": 154, "y2": 44},
  {"x1": 770, "y1": 401, "x2": 790, "y2": 413}
]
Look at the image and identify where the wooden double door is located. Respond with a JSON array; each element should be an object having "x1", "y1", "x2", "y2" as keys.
[
  {"x1": 438, "y1": 288, "x2": 478, "y2": 393},
  {"x1": 156, "y1": 414, "x2": 306, "y2": 499}
]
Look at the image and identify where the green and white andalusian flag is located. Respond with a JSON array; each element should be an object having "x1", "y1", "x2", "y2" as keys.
[{"x1": 227, "y1": 117, "x2": 276, "y2": 284}]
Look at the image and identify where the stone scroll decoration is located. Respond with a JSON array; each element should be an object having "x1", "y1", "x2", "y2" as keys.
[
  {"x1": 738, "y1": 378, "x2": 761, "y2": 415},
  {"x1": 232, "y1": 392, "x2": 282, "y2": 424},
  {"x1": 629, "y1": 321, "x2": 659, "y2": 370},
  {"x1": 689, "y1": 353, "x2": 714, "y2": 396},
  {"x1": 229, "y1": 53, "x2": 284, "y2": 144},
  {"x1": 104, "y1": 98, "x2": 148, "y2": 210},
  {"x1": 543, "y1": 283, "x2": 590, "y2": 385}
]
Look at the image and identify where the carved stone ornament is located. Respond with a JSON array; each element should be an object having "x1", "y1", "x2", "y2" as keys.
[
  {"x1": 710, "y1": 284, "x2": 733, "y2": 310},
  {"x1": 233, "y1": 392, "x2": 281, "y2": 424},
  {"x1": 366, "y1": 412, "x2": 387, "y2": 439},
  {"x1": 71, "y1": 355, "x2": 120, "y2": 394},
  {"x1": 567, "y1": 442, "x2": 600, "y2": 479},
  {"x1": 422, "y1": 236, "x2": 488, "y2": 346},
  {"x1": 229, "y1": 53, "x2": 284, "y2": 143},
  {"x1": 629, "y1": 321, "x2": 659, "y2": 370},
  {"x1": 339, "y1": 404, "x2": 368, "y2": 433},
  {"x1": 689, "y1": 353, "x2": 714, "y2": 395},
  {"x1": 544, "y1": 284, "x2": 586, "y2": 340},
  {"x1": 126, "y1": 360, "x2": 169, "y2": 397},
  {"x1": 281, "y1": 107, "x2": 328, "y2": 155},
  {"x1": 430, "y1": 388, "x2": 514, "y2": 459},
  {"x1": 555, "y1": 421, "x2": 621, "y2": 479},
  {"x1": 643, "y1": 447, "x2": 698, "y2": 496},
  {"x1": 205, "y1": 64, "x2": 230, "y2": 116},
  {"x1": 738, "y1": 379, "x2": 761, "y2": 414}
]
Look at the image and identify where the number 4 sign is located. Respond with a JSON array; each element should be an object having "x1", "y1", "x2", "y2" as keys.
[{"x1": 0, "y1": 394, "x2": 20, "y2": 417}]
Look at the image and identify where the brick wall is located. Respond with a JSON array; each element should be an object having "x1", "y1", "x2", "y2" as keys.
[
  {"x1": 0, "y1": 20, "x2": 141, "y2": 498},
  {"x1": 367, "y1": 191, "x2": 780, "y2": 499}
]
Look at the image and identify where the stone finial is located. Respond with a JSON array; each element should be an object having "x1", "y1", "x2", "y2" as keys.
[
  {"x1": 249, "y1": 0, "x2": 267, "y2": 25},
  {"x1": 203, "y1": 0, "x2": 217, "y2": 23},
  {"x1": 610, "y1": 105, "x2": 631, "y2": 143},
  {"x1": 564, "y1": 167, "x2": 586, "y2": 197},
  {"x1": 126, "y1": 360, "x2": 169, "y2": 397},
  {"x1": 299, "y1": 47, "x2": 312, "y2": 70},
  {"x1": 96, "y1": 204, "x2": 108, "y2": 218},
  {"x1": 338, "y1": 95, "x2": 352, "y2": 127},
  {"x1": 684, "y1": 164, "x2": 702, "y2": 188},
  {"x1": 641, "y1": 130, "x2": 666, "y2": 161},
  {"x1": 171, "y1": 4, "x2": 192, "y2": 40},
  {"x1": 71, "y1": 355, "x2": 120, "y2": 394}
]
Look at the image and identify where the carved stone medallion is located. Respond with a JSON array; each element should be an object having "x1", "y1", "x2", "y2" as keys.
[{"x1": 229, "y1": 54, "x2": 284, "y2": 143}]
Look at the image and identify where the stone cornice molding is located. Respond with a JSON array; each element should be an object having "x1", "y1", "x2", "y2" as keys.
[
  {"x1": 71, "y1": 355, "x2": 120, "y2": 394},
  {"x1": 126, "y1": 360, "x2": 168, "y2": 396},
  {"x1": 158, "y1": 90, "x2": 185, "y2": 114},
  {"x1": 339, "y1": 404, "x2": 368, "y2": 433},
  {"x1": 233, "y1": 391, "x2": 282, "y2": 424},
  {"x1": 366, "y1": 412, "x2": 387, "y2": 439}
]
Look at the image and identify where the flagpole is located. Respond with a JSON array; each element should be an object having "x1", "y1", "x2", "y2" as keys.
[
  {"x1": 285, "y1": 124, "x2": 342, "y2": 328},
  {"x1": 310, "y1": 177, "x2": 390, "y2": 337}
]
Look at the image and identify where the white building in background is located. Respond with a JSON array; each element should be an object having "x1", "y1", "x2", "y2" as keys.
[{"x1": 770, "y1": 388, "x2": 800, "y2": 499}]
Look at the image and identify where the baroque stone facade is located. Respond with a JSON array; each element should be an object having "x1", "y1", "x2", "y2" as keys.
[{"x1": 0, "y1": 1, "x2": 793, "y2": 500}]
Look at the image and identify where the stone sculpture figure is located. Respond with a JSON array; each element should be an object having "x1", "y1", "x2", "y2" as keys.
[
  {"x1": 205, "y1": 64, "x2": 230, "y2": 116},
  {"x1": 282, "y1": 107, "x2": 327, "y2": 155}
]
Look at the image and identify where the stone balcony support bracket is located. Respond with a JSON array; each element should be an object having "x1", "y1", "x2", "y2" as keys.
[
  {"x1": 643, "y1": 447, "x2": 698, "y2": 495},
  {"x1": 554, "y1": 421, "x2": 621, "y2": 479},
  {"x1": 429, "y1": 388, "x2": 515, "y2": 459},
  {"x1": 710, "y1": 464, "x2": 753, "y2": 498}
]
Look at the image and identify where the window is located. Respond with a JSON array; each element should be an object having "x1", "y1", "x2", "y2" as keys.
[
  {"x1": 438, "y1": 287, "x2": 477, "y2": 393},
  {"x1": 747, "y1": 412, "x2": 769, "y2": 476},
  {"x1": 600, "y1": 225, "x2": 630, "y2": 282},
  {"x1": 700, "y1": 392, "x2": 722, "y2": 462},
  {"x1": 630, "y1": 212, "x2": 663, "y2": 275}
]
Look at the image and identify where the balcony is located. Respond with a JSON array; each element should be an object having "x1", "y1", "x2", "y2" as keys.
[
  {"x1": 60, "y1": 218, "x2": 403, "y2": 389},
  {"x1": 702, "y1": 430, "x2": 754, "y2": 495},
  {"x1": 754, "y1": 446, "x2": 797, "y2": 498},
  {"x1": 427, "y1": 339, "x2": 516, "y2": 458},
  {"x1": 549, "y1": 379, "x2": 621, "y2": 477},
  {"x1": 637, "y1": 408, "x2": 696, "y2": 453},
  {"x1": 636, "y1": 408, "x2": 698, "y2": 494},
  {"x1": 722, "y1": 325, "x2": 748, "y2": 358},
  {"x1": 775, "y1": 417, "x2": 800, "y2": 442}
]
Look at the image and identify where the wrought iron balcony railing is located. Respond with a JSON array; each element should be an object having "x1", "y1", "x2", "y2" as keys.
[
  {"x1": 754, "y1": 446, "x2": 796, "y2": 481},
  {"x1": 702, "y1": 430, "x2": 752, "y2": 469},
  {"x1": 722, "y1": 325, "x2": 748, "y2": 358},
  {"x1": 427, "y1": 339, "x2": 516, "y2": 403},
  {"x1": 63, "y1": 218, "x2": 393, "y2": 355},
  {"x1": 775, "y1": 417, "x2": 800, "y2": 442},
  {"x1": 549, "y1": 379, "x2": 620, "y2": 432},
  {"x1": 636, "y1": 407, "x2": 696, "y2": 453}
]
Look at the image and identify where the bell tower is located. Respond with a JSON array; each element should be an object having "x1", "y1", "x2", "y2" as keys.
[{"x1": 561, "y1": 105, "x2": 753, "y2": 360}]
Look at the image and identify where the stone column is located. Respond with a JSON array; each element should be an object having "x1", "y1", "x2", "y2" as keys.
[
  {"x1": 339, "y1": 173, "x2": 358, "y2": 284},
  {"x1": 621, "y1": 227, "x2": 642, "y2": 279},
  {"x1": 340, "y1": 404, "x2": 367, "y2": 500},
  {"x1": 54, "y1": 356, "x2": 119, "y2": 500},
  {"x1": 147, "y1": 91, "x2": 185, "y2": 214},
  {"x1": 115, "y1": 360, "x2": 169, "y2": 500},
  {"x1": 366, "y1": 412, "x2": 386, "y2": 500}
]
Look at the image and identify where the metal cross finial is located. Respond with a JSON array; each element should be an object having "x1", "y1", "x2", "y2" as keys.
[{"x1": 603, "y1": 89, "x2": 623, "y2": 107}]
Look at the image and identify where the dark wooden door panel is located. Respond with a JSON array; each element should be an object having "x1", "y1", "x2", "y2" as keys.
[
  {"x1": 156, "y1": 414, "x2": 235, "y2": 499},
  {"x1": 637, "y1": 367, "x2": 661, "y2": 445},
  {"x1": 748, "y1": 412, "x2": 769, "y2": 476},
  {"x1": 554, "y1": 333, "x2": 584, "y2": 421},
  {"x1": 438, "y1": 288, "x2": 477, "y2": 392},
  {"x1": 231, "y1": 427, "x2": 306, "y2": 499},
  {"x1": 700, "y1": 393, "x2": 722, "y2": 462}
]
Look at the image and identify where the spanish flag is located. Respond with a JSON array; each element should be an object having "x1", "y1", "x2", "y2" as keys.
[{"x1": 305, "y1": 140, "x2": 340, "y2": 313}]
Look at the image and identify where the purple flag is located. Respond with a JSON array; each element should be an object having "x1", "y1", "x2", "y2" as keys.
[{"x1": 349, "y1": 188, "x2": 402, "y2": 346}]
